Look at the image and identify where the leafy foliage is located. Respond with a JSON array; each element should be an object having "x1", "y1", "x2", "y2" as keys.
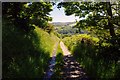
[
  {"x1": 2, "y1": 2, "x2": 52, "y2": 32},
  {"x1": 58, "y1": 2, "x2": 120, "y2": 37},
  {"x1": 2, "y1": 1, "x2": 120, "y2": 79},
  {"x1": 58, "y1": 3, "x2": 120, "y2": 78}
]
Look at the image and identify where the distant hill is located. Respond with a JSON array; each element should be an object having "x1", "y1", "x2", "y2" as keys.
[{"x1": 51, "y1": 22, "x2": 76, "y2": 27}]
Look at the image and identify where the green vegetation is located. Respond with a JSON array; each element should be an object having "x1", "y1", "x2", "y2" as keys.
[
  {"x1": 2, "y1": 1, "x2": 120, "y2": 79},
  {"x1": 58, "y1": 1, "x2": 120, "y2": 79},
  {"x1": 56, "y1": 26, "x2": 78, "y2": 38},
  {"x1": 62, "y1": 34, "x2": 120, "y2": 79},
  {"x1": 2, "y1": 2, "x2": 53, "y2": 32},
  {"x1": 58, "y1": 2, "x2": 120, "y2": 38},
  {"x1": 63, "y1": 34, "x2": 99, "y2": 51},
  {"x1": 2, "y1": 17, "x2": 58, "y2": 78},
  {"x1": 2, "y1": 2, "x2": 59, "y2": 78},
  {"x1": 56, "y1": 41, "x2": 63, "y2": 55},
  {"x1": 51, "y1": 42, "x2": 64, "y2": 80}
]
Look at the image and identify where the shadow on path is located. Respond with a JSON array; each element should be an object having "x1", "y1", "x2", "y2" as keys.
[
  {"x1": 43, "y1": 42, "x2": 58, "y2": 80},
  {"x1": 60, "y1": 41, "x2": 89, "y2": 80},
  {"x1": 60, "y1": 54, "x2": 88, "y2": 80},
  {"x1": 44, "y1": 41, "x2": 89, "y2": 80}
]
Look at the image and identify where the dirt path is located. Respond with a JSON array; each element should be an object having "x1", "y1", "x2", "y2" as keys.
[
  {"x1": 44, "y1": 41, "x2": 88, "y2": 80},
  {"x1": 60, "y1": 41, "x2": 88, "y2": 80},
  {"x1": 43, "y1": 42, "x2": 58, "y2": 80},
  {"x1": 60, "y1": 41, "x2": 71, "y2": 56}
]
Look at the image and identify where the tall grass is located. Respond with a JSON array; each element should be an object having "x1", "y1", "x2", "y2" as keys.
[
  {"x1": 2, "y1": 17, "x2": 59, "y2": 78},
  {"x1": 62, "y1": 34, "x2": 120, "y2": 79}
]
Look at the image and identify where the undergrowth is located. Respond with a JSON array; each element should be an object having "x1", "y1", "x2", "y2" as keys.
[
  {"x1": 62, "y1": 34, "x2": 120, "y2": 79},
  {"x1": 2, "y1": 17, "x2": 59, "y2": 78}
]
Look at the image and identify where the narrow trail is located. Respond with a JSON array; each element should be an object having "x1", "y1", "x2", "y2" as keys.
[
  {"x1": 43, "y1": 42, "x2": 59, "y2": 80},
  {"x1": 60, "y1": 41, "x2": 71, "y2": 56},
  {"x1": 44, "y1": 41, "x2": 88, "y2": 80},
  {"x1": 60, "y1": 41, "x2": 88, "y2": 80}
]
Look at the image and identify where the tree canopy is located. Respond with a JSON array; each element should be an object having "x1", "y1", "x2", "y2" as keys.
[
  {"x1": 2, "y1": 2, "x2": 53, "y2": 32},
  {"x1": 58, "y1": 1, "x2": 120, "y2": 38}
]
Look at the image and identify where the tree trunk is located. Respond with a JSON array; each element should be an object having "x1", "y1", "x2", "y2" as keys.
[{"x1": 106, "y1": 2, "x2": 116, "y2": 37}]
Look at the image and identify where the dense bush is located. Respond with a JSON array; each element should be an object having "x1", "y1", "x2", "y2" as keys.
[{"x1": 62, "y1": 34, "x2": 120, "y2": 79}]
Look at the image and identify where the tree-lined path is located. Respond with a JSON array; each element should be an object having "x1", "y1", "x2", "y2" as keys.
[
  {"x1": 43, "y1": 41, "x2": 88, "y2": 80},
  {"x1": 3, "y1": 2, "x2": 120, "y2": 79},
  {"x1": 60, "y1": 41, "x2": 88, "y2": 80}
]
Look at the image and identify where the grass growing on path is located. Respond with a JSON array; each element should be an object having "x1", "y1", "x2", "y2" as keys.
[{"x1": 51, "y1": 42, "x2": 64, "y2": 80}]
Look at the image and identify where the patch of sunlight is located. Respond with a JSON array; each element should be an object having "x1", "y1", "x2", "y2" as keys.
[
  {"x1": 102, "y1": 42, "x2": 111, "y2": 47},
  {"x1": 70, "y1": 75, "x2": 80, "y2": 78}
]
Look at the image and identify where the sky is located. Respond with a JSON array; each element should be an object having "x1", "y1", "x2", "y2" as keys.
[{"x1": 49, "y1": 4, "x2": 80, "y2": 22}]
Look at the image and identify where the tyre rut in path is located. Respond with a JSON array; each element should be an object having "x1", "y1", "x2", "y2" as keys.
[
  {"x1": 43, "y1": 42, "x2": 58, "y2": 80},
  {"x1": 60, "y1": 41, "x2": 88, "y2": 80}
]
